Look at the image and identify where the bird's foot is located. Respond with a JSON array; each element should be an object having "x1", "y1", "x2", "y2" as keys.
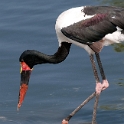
[
  {"x1": 95, "y1": 82, "x2": 102, "y2": 95},
  {"x1": 62, "y1": 119, "x2": 68, "y2": 124},
  {"x1": 102, "y1": 79, "x2": 109, "y2": 90}
]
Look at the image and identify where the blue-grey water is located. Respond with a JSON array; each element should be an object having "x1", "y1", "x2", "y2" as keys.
[{"x1": 0, "y1": 0, "x2": 124, "y2": 124}]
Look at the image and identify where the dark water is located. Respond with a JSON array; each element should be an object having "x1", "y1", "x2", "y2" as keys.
[{"x1": 0, "y1": 0, "x2": 124, "y2": 124}]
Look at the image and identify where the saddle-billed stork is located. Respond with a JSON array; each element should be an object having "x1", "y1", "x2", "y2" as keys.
[{"x1": 17, "y1": 6, "x2": 124, "y2": 112}]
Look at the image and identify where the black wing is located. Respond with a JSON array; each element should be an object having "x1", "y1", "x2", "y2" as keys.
[
  {"x1": 61, "y1": 6, "x2": 124, "y2": 45},
  {"x1": 83, "y1": 6, "x2": 124, "y2": 29}
]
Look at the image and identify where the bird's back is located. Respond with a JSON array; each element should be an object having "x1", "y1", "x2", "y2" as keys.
[{"x1": 83, "y1": 6, "x2": 124, "y2": 29}]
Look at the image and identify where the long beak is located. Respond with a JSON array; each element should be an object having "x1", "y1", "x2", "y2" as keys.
[{"x1": 17, "y1": 62, "x2": 32, "y2": 110}]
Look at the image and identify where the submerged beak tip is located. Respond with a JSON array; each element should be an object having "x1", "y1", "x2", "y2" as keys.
[
  {"x1": 17, "y1": 102, "x2": 21, "y2": 111},
  {"x1": 17, "y1": 106, "x2": 20, "y2": 111}
]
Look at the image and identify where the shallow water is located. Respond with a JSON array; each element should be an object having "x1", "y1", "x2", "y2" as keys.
[{"x1": 0, "y1": 0, "x2": 124, "y2": 124}]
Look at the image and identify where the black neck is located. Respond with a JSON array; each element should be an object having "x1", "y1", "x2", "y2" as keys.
[
  {"x1": 19, "y1": 42, "x2": 71, "y2": 68},
  {"x1": 46, "y1": 42, "x2": 71, "y2": 64}
]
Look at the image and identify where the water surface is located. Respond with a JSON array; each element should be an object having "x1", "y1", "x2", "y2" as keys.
[{"x1": 0, "y1": 0, "x2": 124, "y2": 124}]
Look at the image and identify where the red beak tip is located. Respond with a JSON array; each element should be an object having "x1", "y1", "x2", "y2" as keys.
[{"x1": 17, "y1": 103, "x2": 21, "y2": 110}]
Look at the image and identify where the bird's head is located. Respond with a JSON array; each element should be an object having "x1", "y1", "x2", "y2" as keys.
[
  {"x1": 17, "y1": 43, "x2": 71, "y2": 109},
  {"x1": 17, "y1": 50, "x2": 46, "y2": 110}
]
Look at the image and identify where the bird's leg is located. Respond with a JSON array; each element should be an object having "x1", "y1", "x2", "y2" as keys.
[
  {"x1": 89, "y1": 54, "x2": 102, "y2": 94},
  {"x1": 89, "y1": 54, "x2": 101, "y2": 124},
  {"x1": 62, "y1": 92, "x2": 95, "y2": 123},
  {"x1": 95, "y1": 53, "x2": 109, "y2": 91}
]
